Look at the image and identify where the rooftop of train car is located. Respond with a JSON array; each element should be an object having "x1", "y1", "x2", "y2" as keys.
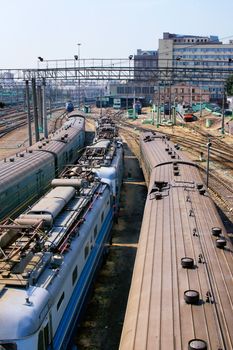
[
  {"x1": 120, "y1": 160, "x2": 233, "y2": 349},
  {"x1": 140, "y1": 131, "x2": 191, "y2": 166},
  {"x1": 0, "y1": 115, "x2": 85, "y2": 187},
  {"x1": 0, "y1": 171, "x2": 104, "y2": 289},
  {"x1": 79, "y1": 138, "x2": 122, "y2": 167}
]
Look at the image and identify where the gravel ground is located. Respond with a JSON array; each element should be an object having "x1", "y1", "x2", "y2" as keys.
[{"x1": 73, "y1": 141, "x2": 147, "y2": 350}]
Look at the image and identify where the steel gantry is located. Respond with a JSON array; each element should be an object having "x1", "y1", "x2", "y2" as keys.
[{"x1": 0, "y1": 58, "x2": 233, "y2": 83}]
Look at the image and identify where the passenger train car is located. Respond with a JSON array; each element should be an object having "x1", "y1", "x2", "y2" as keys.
[
  {"x1": 120, "y1": 131, "x2": 233, "y2": 350},
  {"x1": 0, "y1": 112, "x2": 85, "y2": 221}
]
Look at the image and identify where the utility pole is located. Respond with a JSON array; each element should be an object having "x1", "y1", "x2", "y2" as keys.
[
  {"x1": 31, "y1": 77, "x2": 40, "y2": 142},
  {"x1": 25, "y1": 80, "x2": 32, "y2": 146},
  {"x1": 206, "y1": 138, "x2": 212, "y2": 188},
  {"x1": 157, "y1": 84, "x2": 161, "y2": 126},
  {"x1": 169, "y1": 82, "x2": 172, "y2": 120},
  {"x1": 100, "y1": 83, "x2": 103, "y2": 117},
  {"x1": 42, "y1": 78, "x2": 48, "y2": 139},
  {"x1": 221, "y1": 86, "x2": 225, "y2": 134},
  {"x1": 77, "y1": 43, "x2": 81, "y2": 109}
]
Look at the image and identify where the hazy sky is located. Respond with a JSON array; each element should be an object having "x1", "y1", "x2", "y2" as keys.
[{"x1": 1, "y1": 0, "x2": 233, "y2": 69}]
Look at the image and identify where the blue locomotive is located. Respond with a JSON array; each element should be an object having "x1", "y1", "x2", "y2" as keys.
[{"x1": 65, "y1": 101, "x2": 74, "y2": 113}]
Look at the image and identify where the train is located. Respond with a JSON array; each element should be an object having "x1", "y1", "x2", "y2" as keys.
[
  {"x1": 79, "y1": 138, "x2": 124, "y2": 219},
  {"x1": 133, "y1": 101, "x2": 142, "y2": 115},
  {"x1": 183, "y1": 112, "x2": 195, "y2": 122},
  {"x1": 65, "y1": 101, "x2": 74, "y2": 113},
  {"x1": 120, "y1": 131, "x2": 233, "y2": 350},
  {"x1": 95, "y1": 115, "x2": 119, "y2": 140},
  {"x1": 0, "y1": 115, "x2": 124, "y2": 350},
  {"x1": 0, "y1": 111, "x2": 85, "y2": 222},
  {"x1": 80, "y1": 113, "x2": 123, "y2": 218}
]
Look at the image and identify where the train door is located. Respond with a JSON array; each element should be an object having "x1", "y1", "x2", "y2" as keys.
[{"x1": 37, "y1": 314, "x2": 53, "y2": 350}]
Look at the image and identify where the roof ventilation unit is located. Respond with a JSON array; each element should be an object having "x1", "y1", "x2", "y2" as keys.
[
  {"x1": 198, "y1": 188, "x2": 205, "y2": 195},
  {"x1": 154, "y1": 192, "x2": 162, "y2": 200},
  {"x1": 188, "y1": 339, "x2": 207, "y2": 350},
  {"x1": 211, "y1": 227, "x2": 222, "y2": 237},
  {"x1": 184, "y1": 290, "x2": 200, "y2": 304},
  {"x1": 196, "y1": 183, "x2": 203, "y2": 189},
  {"x1": 216, "y1": 238, "x2": 227, "y2": 249},
  {"x1": 181, "y1": 257, "x2": 194, "y2": 269},
  {"x1": 9, "y1": 157, "x2": 14, "y2": 162}
]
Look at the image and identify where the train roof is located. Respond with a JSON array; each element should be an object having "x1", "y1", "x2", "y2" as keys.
[
  {"x1": 0, "y1": 170, "x2": 110, "y2": 338},
  {"x1": 0, "y1": 150, "x2": 54, "y2": 190},
  {"x1": 79, "y1": 138, "x2": 122, "y2": 168},
  {"x1": 140, "y1": 131, "x2": 190, "y2": 167},
  {"x1": 120, "y1": 161, "x2": 233, "y2": 349},
  {"x1": 0, "y1": 115, "x2": 85, "y2": 190}
]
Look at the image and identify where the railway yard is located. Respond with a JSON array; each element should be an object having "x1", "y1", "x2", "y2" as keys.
[{"x1": 0, "y1": 105, "x2": 233, "y2": 350}]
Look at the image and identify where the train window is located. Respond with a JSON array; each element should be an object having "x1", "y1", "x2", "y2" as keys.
[
  {"x1": 44, "y1": 323, "x2": 50, "y2": 347},
  {"x1": 0, "y1": 344, "x2": 17, "y2": 350},
  {"x1": 38, "y1": 330, "x2": 44, "y2": 350},
  {"x1": 84, "y1": 245, "x2": 89, "y2": 259},
  {"x1": 94, "y1": 225, "x2": 98, "y2": 238},
  {"x1": 57, "y1": 292, "x2": 65, "y2": 311},
  {"x1": 72, "y1": 266, "x2": 78, "y2": 285}
]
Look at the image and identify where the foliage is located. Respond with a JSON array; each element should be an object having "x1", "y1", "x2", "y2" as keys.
[{"x1": 225, "y1": 75, "x2": 233, "y2": 95}]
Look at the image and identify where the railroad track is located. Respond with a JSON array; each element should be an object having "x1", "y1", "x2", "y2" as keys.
[
  {"x1": 49, "y1": 110, "x2": 68, "y2": 132},
  {"x1": 0, "y1": 108, "x2": 67, "y2": 139}
]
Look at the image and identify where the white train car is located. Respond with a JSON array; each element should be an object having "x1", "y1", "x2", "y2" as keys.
[{"x1": 0, "y1": 171, "x2": 113, "y2": 350}]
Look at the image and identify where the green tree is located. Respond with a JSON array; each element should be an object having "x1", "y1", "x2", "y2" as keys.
[{"x1": 225, "y1": 75, "x2": 233, "y2": 95}]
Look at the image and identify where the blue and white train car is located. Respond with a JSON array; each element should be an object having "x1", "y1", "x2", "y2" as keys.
[
  {"x1": 78, "y1": 138, "x2": 124, "y2": 219},
  {"x1": 0, "y1": 170, "x2": 113, "y2": 350},
  {"x1": 65, "y1": 101, "x2": 74, "y2": 113},
  {"x1": 0, "y1": 113, "x2": 85, "y2": 221}
]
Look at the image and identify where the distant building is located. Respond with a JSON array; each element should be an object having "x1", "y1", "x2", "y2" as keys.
[
  {"x1": 158, "y1": 32, "x2": 233, "y2": 101},
  {"x1": 154, "y1": 83, "x2": 210, "y2": 105},
  {"x1": 134, "y1": 49, "x2": 158, "y2": 80},
  {"x1": 108, "y1": 50, "x2": 157, "y2": 104}
]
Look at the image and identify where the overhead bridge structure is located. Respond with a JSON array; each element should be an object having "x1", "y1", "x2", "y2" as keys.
[{"x1": 1, "y1": 58, "x2": 233, "y2": 83}]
